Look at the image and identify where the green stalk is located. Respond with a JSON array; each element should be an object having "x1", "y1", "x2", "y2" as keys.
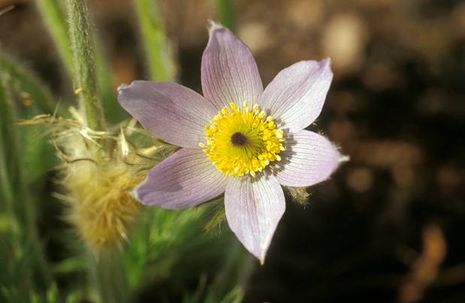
[
  {"x1": 216, "y1": 0, "x2": 236, "y2": 32},
  {"x1": 0, "y1": 52, "x2": 55, "y2": 113},
  {"x1": 38, "y1": 0, "x2": 124, "y2": 122},
  {"x1": 65, "y1": 0, "x2": 106, "y2": 131},
  {"x1": 36, "y1": 0, "x2": 74, "y2": 78},
  {"x1": 134, "y1": 0, "x2": 175, "y2": 81},
  {"x1": 65, "y1": 3, "x2": 129, "y2": 302},
  {"x1": 90, "y1": 250, "x2": 129, "y2": 303}
]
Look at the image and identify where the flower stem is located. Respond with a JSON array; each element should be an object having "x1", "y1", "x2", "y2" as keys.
[
  {"x1": 216, "y1": 0, "x2": 236, "y2": 32},
  {"x1": 38, "y1": 0, "x2": 124, "y2": 122},
  {"x1": 90, "y1": 250, "x2": 129, "y2": 303},
  {"x1": 65, "y1": 0, "x2": 106, "y2": 131},
  {"x1": 134, "y1": 0, "x2": 175, "y2": 81}
]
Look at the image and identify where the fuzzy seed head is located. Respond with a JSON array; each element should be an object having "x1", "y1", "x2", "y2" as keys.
[
  {"x1": 63, "y1": 159, "x2": 143, "y2": 251},
  {"x1": 27, "y1": 112, "x2": 160, "y2": 252}
]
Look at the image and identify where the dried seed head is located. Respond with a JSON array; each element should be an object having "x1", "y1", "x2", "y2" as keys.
[
  {"x1": 26, "y1": 111, "x2": 160, "y2": 252},
  {"x1": 62, "y1": 157, "x2": 143, "y2": 251}
]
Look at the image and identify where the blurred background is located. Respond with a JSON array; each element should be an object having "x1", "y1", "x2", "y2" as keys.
[{"x1": 1, "y1": 0, "x2": 464, "y2": 302}]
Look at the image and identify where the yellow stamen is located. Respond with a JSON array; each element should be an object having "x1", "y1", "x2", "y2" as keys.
[{"x1": 201, "y1": 102, "x2": 284, "y2": 177}]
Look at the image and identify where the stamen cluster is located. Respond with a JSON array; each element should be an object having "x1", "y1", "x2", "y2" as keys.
[{"x1": 201, "y1": 102, "x2": 284, "y2": 177}]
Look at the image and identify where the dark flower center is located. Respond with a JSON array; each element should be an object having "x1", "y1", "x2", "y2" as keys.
[{"x1": 230, "y1": 132, "x2": 248, "y2": 146}]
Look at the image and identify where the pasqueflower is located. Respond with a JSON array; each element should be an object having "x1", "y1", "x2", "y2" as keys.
[{"x1": 118, "y1": 23, "x2": 341, "y2": 263}]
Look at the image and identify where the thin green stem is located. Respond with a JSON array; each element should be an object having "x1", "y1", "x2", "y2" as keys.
[
  {"x1": 36, "y1": 0, "x2": 74, "y2": 78},
  {"x1": 216, "y1": 0, "x2": 236, "y2": 32},
  {"x1": 37, "y1": 0, "x2": 124, "y2": 122},
  {"x1": 90, "y1": 250, "x2": 129, "y2": 303},
  {"x1": 134, "y1": 0, "x2": 175, "y2": 81},
  {"x1": 65, "y1": 0, "x2": 106, "y2": 131}
]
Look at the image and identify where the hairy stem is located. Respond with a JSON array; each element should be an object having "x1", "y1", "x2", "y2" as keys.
[
  {"x1": 38, "y1": 0, "x2": 124, "y2": 122},
  {"x1": 65, "y1": 0, "x2": 106, "y2": 131}
]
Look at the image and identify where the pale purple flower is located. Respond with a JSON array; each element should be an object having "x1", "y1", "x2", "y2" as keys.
[{"x1": 118, "y1": 24, "x2": 341, "y2": 263}]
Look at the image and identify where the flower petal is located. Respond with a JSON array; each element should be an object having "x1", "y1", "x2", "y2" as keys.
[
  {"x1": 118, "y1": 81, "x2": 217, "y2": 148},
  {"x1": 225, "y1": 175, "x2": 285, "y2": 263},
  {"x1": 135, "y1": 148, "x2": 228, "y2": 209},
  {"x1": 259, "y1": 59, "x2": 333, "y2": 132},
  {"x1": 201, "y1": 24, "x2": 263, "y2": 109},
  {"x1": 275, "y1": 130, "x2": 340, "y2": 187}
]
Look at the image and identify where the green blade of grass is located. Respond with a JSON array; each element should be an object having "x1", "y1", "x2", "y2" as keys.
[
  {"x1": 36, "y1": 0, "x2": 74, "y2": 78},
  {"x1": 216, "y1": 0, "x2": 236, "y2": 32},
  {"x1": 134, "y1": 0, "x2": 175, "y2": 81}
]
